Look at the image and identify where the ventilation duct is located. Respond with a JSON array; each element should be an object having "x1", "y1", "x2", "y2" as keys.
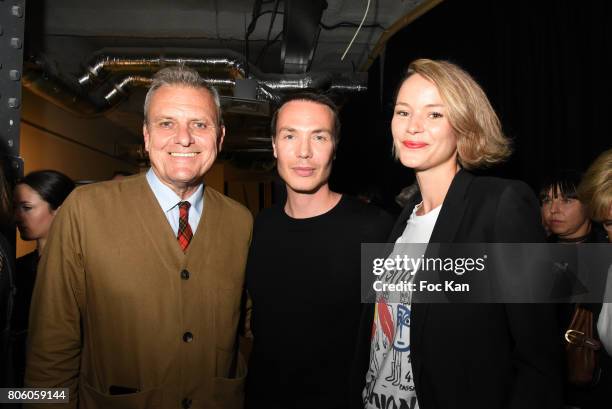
[
  {"x1": 77, "y1": 49, "x2": 250, "y2": 89},
  {"x1": 23, "y1": 49, "x2": 367, "y2": 117}
]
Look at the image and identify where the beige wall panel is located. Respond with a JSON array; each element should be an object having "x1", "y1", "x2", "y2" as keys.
[{"x1": 16, "y1": 124, "x2": 139, "y2": 257}]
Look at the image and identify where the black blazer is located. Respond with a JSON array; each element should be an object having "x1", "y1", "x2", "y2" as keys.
[{"x1": 354, "y1": 170, "x2": 563, "y2": 409}]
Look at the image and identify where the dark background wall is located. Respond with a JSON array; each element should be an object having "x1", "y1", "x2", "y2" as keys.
[{"x1": 331, "y1": 0, "x2": 612, "y2": 209}]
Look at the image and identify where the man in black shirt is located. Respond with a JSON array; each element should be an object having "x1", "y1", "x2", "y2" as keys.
[{"x1": 245, "y1": 93, "x2": 394, "y2": 409}]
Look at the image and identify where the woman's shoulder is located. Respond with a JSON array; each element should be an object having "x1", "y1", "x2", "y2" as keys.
[
  {"x1": 465, "y1": 173, "x2": 536, "y2": 202},
  {"x1": 469, "y1": 173, "x2": 531, "y2": 191},
  {"x1": 460, "y1": 172, "x2": 544, "y2": 241}
]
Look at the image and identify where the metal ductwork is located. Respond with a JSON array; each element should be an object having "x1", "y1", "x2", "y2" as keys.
[
  {"x1": 260, "y1": 72, "x2": 367, "y2": 93},
  {"x1": 77, "y1": 48, "x2": 250, "y2": 89},
  {"x1": 281, "y1": 0, "x2": 327, "y2": 73},
  {"x1": 102, "y1": 76, "x2": 238, "y2": 105},
  {"x1": 99, "y1": 70, "x2": 365, "y2": 107},
  {"x1": 22, "y1": 68, "x2": 103, "y2": 117},
  {"x1": 103, "y1": 75, "x2": 152, "y2": 104},
  {"x1": 24, "y1": 70, "x2": 240, "y2": 117},
  {"x1": 23, "y1": 49, "x2": 367, "y2": 118}
]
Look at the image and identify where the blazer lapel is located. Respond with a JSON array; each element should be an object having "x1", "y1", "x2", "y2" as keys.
[
  {"x1": 428, "y1": 169, "x2": 473, "y2": 243},
  {"x1": 390, "y1": 170, "x2": 474, "y2": 244},
  {"x1": 388, "y1": 193, "x2": 422, "y2": 243},
  {"x1": 411, "y1": 170, "x2": 474, "y2": 385}
]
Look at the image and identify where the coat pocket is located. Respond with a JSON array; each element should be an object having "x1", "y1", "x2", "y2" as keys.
[
  {"x1": 213, "y1": 350, "x2": 246, "y2": 409},
  {"x1": 80, "y1": 379, "x2": 161, "y2": 409}
]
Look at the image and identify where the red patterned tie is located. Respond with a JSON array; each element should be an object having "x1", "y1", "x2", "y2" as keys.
[{"x1": 177, "y1": 201, "x2": 193, "y2": 252}]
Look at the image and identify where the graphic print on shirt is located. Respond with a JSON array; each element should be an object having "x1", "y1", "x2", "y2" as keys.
[
  {"x1": 385, "y1": 304, "x2": 411, "y2": 386},
  {"x1": 364, "y1": 207, "x2": 440, "y2": 409},
  {"x1": 364, "y1": 262, "x2": 418, "y2": 409},
  {"x1": 368, "y1": 300, "x2": 393, "y2": 381}
]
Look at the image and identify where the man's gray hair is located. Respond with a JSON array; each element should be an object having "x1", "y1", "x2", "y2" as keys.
[{"x1": 143, "y1": 65, "x2": 224, "y2": 126}]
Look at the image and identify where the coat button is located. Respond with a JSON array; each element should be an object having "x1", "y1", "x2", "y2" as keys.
[
  {"x1": 183, "y1": 332, "x2": 193, "y2": 343},
  {"x1": 181, "y1": 269, "x2": 190, "y2": 280},
  {"x1": 182, "y1": 398, "x2": 192, "y2": 408}
]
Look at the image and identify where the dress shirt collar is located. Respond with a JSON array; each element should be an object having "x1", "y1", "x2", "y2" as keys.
[{"x1": 146, "y1": 168, "x2": 204, "y2": 214}]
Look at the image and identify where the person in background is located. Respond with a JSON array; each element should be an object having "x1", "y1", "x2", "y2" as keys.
[
  {"x1": 0, "y1": 164, "x2": 16, "y2": 389},
  {"x1": 540, "y1": 168, "x2": 608, "y2": 408},
  {"x1": 12, "y1": 170, "x2": 75, "y2": 386},
  {"x1": 360, "y1": 59, "x2": 562, "y2": 409},
  {"x1": 539, "y1": 170, "x2": 607, "y2": 409},
  {"x1": 541, "y1": 205, "x2": 552, "y2": 237},
  {"x1": 540, "y1": 170, "x2": 607, "y2": 244},
  {"x1": 577, "y1": 149, "x2": 612, "y2": 409},
  {"x1": 579, "y1": 150, "x2": 612, "y2": 243}
]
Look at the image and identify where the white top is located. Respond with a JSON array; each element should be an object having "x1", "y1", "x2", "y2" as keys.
[
  {"x1": 364, "y1": 203, "x2": 442, "y2": 409},
  {"x1": 145, "y1": 168, "x2": 204, "y2": 235},
  {"x1": 598, "y1": 265, "x2": 612, "y2": 355},
  {"x1": 396, "y1": 203, "x2": 442, "y2": 244}
]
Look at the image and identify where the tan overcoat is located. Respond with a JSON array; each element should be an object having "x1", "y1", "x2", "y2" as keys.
[{"x1": 24, "y1": 174, "x2": 253, "y2": 409}]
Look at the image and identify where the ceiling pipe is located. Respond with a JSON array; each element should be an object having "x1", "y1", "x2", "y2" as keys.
[
  {"x1": 255, "y1": 84, "x2": 280, "y2": 104},
  {"x1": 23, "y1": 68, "x2": 277, "y2": 117},
  {"x1": 25, "y1": 49, "x2": 366, "y2": 117},
  {"x1": 77, "y1": 48, "x2": 366, "y2": 95},
  {"x1": 100, "y1": 75, "x2": 283, "y2": 106},
  {"x1": 24, "y1": 70, "x2": 243, "y2": 116},
  {"x1": 77, "y1": 48, "x2": 253, "y2": 89},
  {"x1": 103, "y1": 75, "x2": 152, "y2": 104},
  {"x1": 260, "y1": 73, "x2": 333, "y2": 91},
  {"x1": 22, "y1": 69, "x2": 105, "y2": 118},
  {"x1": 99, "y1": 70, "x2": 362, "y2": 105},
  {"x1": 102, "y1": 76, "x2": 238, "y2": 105},
  {"x1": 259, "y1": 72, "x2": 367, "y2": 92}
]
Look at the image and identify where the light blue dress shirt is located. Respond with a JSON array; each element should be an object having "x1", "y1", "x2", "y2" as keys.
[{"x1": 145, "y1": 168, "x2": 204, "y2": 235}]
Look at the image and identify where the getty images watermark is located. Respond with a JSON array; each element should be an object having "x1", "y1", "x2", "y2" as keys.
[
  {"x1": 361, "y1": 243, "x2": 612, "y2": 303},
  {"x1": 372, "y1": 253, "x2": 487, "y2": 293}
]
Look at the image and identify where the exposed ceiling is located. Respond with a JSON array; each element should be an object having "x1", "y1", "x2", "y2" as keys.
[{"x1": 24, "y1": 0, "x2": 437, "y2": 163}]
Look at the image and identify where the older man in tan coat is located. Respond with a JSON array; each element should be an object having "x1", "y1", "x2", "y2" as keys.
[{"x1": 25, "y1": 66, "x2": 252, "y2": 409}]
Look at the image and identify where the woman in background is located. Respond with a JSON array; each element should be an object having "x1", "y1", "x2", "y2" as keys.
[
  {"x1": 539, "y1": 167, "x2": 607, "y2": 407},
  {"x1": 579, "y1": 149, "x2": 612, "y2": 243},
  {"x1": 11, "y1": 170, "x2": 74, "y2": 386},
  {"x1": 360, "y1": 59, "x2": 562, "y2": 409},
  {"x1": 577, "y1": 149, "x2": 612, "y2": 409},
  {"x1": 540, "y1": 170, "x2": 607, "y2": 244}
]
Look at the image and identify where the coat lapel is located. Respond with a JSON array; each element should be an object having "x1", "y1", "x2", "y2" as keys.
[
  {"x1": 388, "y1": 192, "x2": 422, "y2": 243},
  {"x1": 133, "y1": 174, "x2": 185, "y2": 263},
  {"x1": 410, "y1": 170, "x2": 474, "y2": 383},
  {"x1": 185, "y1": 186, "x2": 220, "y2": 263},
  {"x1": 428, "y1": 169, "x2": 473, "y2": 243}
]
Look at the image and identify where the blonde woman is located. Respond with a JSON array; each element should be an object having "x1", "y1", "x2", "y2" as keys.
[
  {"x1": 358, "y1": 59, "x2": 562, "y2": 409},
  {"x1": 579, "y1": 149, "x2": 612, "y2": 242},
  {"x1": 579, "y1": 149, "x2": 612, "y2": 408}
]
